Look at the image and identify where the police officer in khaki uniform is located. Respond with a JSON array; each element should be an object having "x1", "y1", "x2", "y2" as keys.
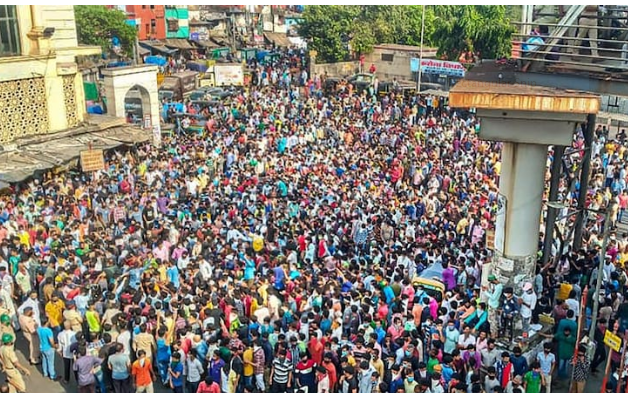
[
  {"x1": 0, "y1": 315, "x2": 14, "y2": 337},
  {"x1": 0, "y1": 333, "x2": 29, "y2": 393}
]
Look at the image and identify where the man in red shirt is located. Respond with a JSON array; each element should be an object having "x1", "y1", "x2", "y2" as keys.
[
  {"x1": 196, "y1": 375, "x2": 220, "y2": 393},
  {"x1": 322, "y1": 352, "x2": 337, "y2": 392},
  {"x1": 618, "y1": 190, "x2": 628, "y2": 222},
  {"x1": 308, "y1": 334, "x2": 324, "y2": 365}
]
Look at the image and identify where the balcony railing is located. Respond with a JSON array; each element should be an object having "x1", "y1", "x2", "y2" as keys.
[{"x1": 513, "y1": 6, "x2": 628, "y2": 74}]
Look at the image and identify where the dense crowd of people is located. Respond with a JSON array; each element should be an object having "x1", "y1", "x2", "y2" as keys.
[{"x1": 0, "y1": 48, "x2": 626, "y2": 393}]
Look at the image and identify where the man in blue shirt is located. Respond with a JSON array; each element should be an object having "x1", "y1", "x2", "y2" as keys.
[
  {"x1": 166, "y1": 260, "x2": 180, "y2": 289},
  {"x1": 108, "y1": 343, "x2": 131, "y2": 393},
  {"x1": 37, "y1": 316, "x2": 58, "y2": 381},
  {"x1": 169, "y1": 352, "x2": 184, "y2": 393}
]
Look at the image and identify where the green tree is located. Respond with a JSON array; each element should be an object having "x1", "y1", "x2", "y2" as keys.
[
  {"x1": 299, "y1": 5, "x2": 514, "y2": 63},
  {"x1": 74, "y1": 5, "x2": 137, "y2": 58},
  {"x1": 432, "y1": 5, "x2": 515, "y2": 60},
  {"x1": 299, "y1": 5, "x2": 355, "y2": 62},
  {"x1": 300, "y1": 5, "x2": 436, "y2": 62}
]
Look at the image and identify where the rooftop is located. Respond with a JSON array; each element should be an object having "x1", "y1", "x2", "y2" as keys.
[
  {"x1": 373, "y1": 43, "x2": 438, "y2": 54},
  {"x1": 449, "y1": 78, "x2": 601, "y2": 114}
]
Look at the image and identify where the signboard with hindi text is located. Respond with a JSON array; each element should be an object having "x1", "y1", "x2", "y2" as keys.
[
  {"x1": 604, "y1": 330, "x2": 622, "y2": 352},
  {"x1": 410, "y1": 58, "x2": 466, "y2": 77},
  {"x1": 80, "y1": 149, "x2": 105, "y2": 172}
]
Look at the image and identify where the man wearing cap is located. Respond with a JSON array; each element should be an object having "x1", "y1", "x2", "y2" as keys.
[
  {"x1": 0, "y1": 333, "x2": 30, "y2": 393},
  {"x1": 482, "y1": 275, "x2": 503, "y2": 339},
  {"x1": 518, "y1": 283, "x2": 536, "y2": 335},
  {"x1": 0, "y1": 314, "x2": 13, "y2": 338},
  {"x1": 18, "y1": 307, "x2": 39, "y2": 365},
  {"x1": 500, "y1": 288, "x2": 519, "y2": 340},
  {"x1": 63, "y1": 301, "x2": 83, "y2": 333}
]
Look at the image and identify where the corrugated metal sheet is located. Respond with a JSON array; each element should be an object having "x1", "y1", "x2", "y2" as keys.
[
  {"x1": 163, "y1": 39, "x2": 196, "y2": 50},
  {"x1": 264, "y1": 32, "x2": 291, "y2": 48},
  {"x1": 0, "y1": 126, "x2": 151, "y2": 183},
  {"x1": 449, "y1": 79, "x2": 600, "y2": 114}
]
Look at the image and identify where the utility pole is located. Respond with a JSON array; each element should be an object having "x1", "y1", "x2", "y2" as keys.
[
  {"x1": 574, "y1": 114, "x2": 596, "y2": 250},
  {"x1": 588, "y1": 202, "x2": 613, "y2": 344},
  {"x1": 133, "y1": 35, "x2": 139, "y2": 65},
  {"x1": 542, "y1": 145, "x2": 565, "y2": 265}
]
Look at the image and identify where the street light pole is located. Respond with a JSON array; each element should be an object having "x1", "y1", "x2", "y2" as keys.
[
  {"x1": 417, "y1": 4, "x2": 425, "y2": 93},
  {"x1": 588, "y1": 203, "x2": 613, "y2": 343},
  {"x1": 542, "y1": 145, "x2": 566, "y2": 265}
]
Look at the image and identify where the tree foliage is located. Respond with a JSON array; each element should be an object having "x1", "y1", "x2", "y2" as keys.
[
  {"x1": 299, "y1": 5, "x2": 514, "y2": 63},
  {"x1": 74, "y1": 5, "x2": 137, "y2": 58},
  {"x1": 432, "y1": 5, "x2": 516, "y2": 60}
]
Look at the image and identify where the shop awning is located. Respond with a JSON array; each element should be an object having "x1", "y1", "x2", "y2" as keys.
[
  {"x1": 264, "y1": 32, "x2": 291, "y2": 47},
  {"x1": 210, "y1": 36, "x2": 230, "y2": 47},
  {"x1": 162, "y1": 39, "x2": 196, "y2": 50},
  {"x1": 0, "y1": 121, "x2": 152, "y2": 183},
  {"x1": 421, "y1": 89, "x2": 449, "y2": 98},
  {"x1": 195, "y1": 40, "x2": 219, "y2": 49},
  {"x1": 139, "y1": 40, "x2": 177, "y2": 55}
]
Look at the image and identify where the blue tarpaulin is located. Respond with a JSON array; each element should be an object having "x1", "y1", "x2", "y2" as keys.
[
  {"x1": 145, "y1": 56, "x2": 167, "y2": 66},
  {"x1": 87, "y1": 105, "x2": 104, "y2": 114}
]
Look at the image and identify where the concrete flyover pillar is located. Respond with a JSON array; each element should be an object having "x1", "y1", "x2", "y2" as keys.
[{"x1": 450, "y1": 80, "x2": 600, "y2": 292}]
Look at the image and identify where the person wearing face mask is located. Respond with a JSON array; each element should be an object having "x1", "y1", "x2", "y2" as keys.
[
  {"x1": 518, "y1": 283, "x2": 536, "y2": 335},
  {"x1": 500, "y1": 288, "x2": 518, "y2": 341},
  {"x1": 404, "y1": 368, "x2": 419, "y2": 393},
  {"x1": 444, "y1": 321, "x2": 460, "y2": 355},
  {"x1": 522, "y1": 362, "x2": 544, "y2": 393},
  {"x1": 504, "y1": 375, "x2": 522, "y2": 393},
  {"x1": 463, "y1": 345, "x2": 482, "y2": 372},
  {"x1": 270, "y1": 349, "x2": 293, "y2": 393},
  {"x1": 482, "y1": 274, "x2": 502, "y2": 338},
  {"x1": 131, "y1": 349, "x2": 155, "y2": 393},
  {"x1": 509, "y1": 347, "x2": 528, "y2": 378},
  {"x1": 484, "y1": 367, "x2": 499, "y2": 393},
  {"x1": 535, "y1": 343, "x2": 554, "y2": 393},
  {"x1": 389, "y1": 364, "x2": 404, "y2": 393},
  {"x1": 552, "y1": 325, "x2": 575, "y2": 380},
  {"x1": 431, "y1": 372, "x2": 445, "y2": 393},
  {"x1": 321, "y1": 352, "x2": 338, "y2": 392}
]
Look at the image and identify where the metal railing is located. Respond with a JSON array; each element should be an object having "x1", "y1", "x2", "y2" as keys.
[{"x1": 512, "y1": 19, "x2": 628, "y2": 72}]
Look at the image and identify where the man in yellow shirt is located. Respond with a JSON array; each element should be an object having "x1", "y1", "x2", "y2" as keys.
[
  {"x1": 243, "y1": 340, "x2": 255, "y2": 386},
  {"x1": 45, "y1": 295, "x2": 65, "y2": 334}
]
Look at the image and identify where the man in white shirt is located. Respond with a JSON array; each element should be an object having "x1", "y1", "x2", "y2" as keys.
[
  {"x1": 519, "y1": 282, "x2": 537, "y2": 334},
  {"x1": 18, "y1": 290, "x2": 41, "y2": 326},
  {"x1": 57, "y1": 320, "x2": 77, "y2": 384},
  {"x1": 117, "y1": 326, "x2": 132, "y2": 356},
  {"x1": 199, "y1": 259, "x2": 212, "y2": 281}
]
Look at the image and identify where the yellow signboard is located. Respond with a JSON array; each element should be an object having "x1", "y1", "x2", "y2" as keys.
[
  {"x1": 80, "y1": 149, "x2": 105, "y2": 172},
  {"x1": 604, "y1": 330, "x2": 622, "y2": 352},
  {"x1": 486, "y1": 229, "x2": 495, "y2": 250}
]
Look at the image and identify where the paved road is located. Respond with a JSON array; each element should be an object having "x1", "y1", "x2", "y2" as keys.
[{"x1": 4, "y1": 336, "x2": 171, "y2": 393}]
